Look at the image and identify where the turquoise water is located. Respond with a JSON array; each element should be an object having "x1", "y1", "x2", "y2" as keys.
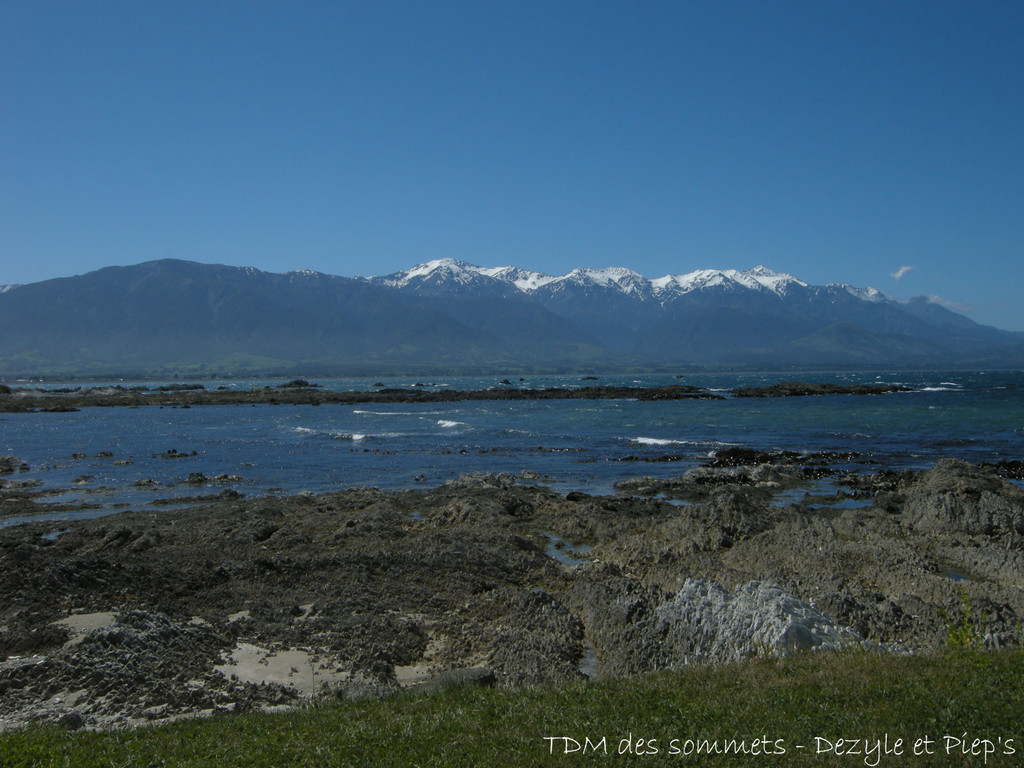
[{"x1": 2, "y1": 370, "x2": 1022, "y2": 524}]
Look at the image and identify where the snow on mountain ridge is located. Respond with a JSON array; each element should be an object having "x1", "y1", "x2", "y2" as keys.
[
  {"x1": 740, "y1": 265, "x2": 809, "y2": 293},
  {"x1": 404, "y1": 258, "x2": 469, "y2": 279},
  {"x1": 834, "y1": 283, "x2": 891, "y2": 303},
  {"x1": 477, "y1": 265, "x2": 560, "y2": 292},
  {"x1": 649, "y1": 266, "x2": 807, "y2": 297},
  {"x1": 285, "y1": 269, "x2": 327, "y2": 280},
  {"x1": 371, "y1": 260, "x2": 815, "y2": 301},
  {"x1": 562, "y1": 267, "x2": 650, "y2": 295},
  {"x1": 374, "y1": 258, "x2": 496, "y2": 288}
]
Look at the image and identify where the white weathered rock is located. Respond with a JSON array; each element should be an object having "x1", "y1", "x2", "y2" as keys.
[{"x1": 652, "y1": 579, "x2": 863, "y2": 664}]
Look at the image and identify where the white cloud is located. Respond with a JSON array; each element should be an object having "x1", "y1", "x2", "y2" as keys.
[{"x1": 890, "y1": 265, "x2": 914, "y2": 280}]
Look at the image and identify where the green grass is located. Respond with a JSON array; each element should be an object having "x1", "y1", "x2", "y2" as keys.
[{"x1": 3, "y1": 648, "x2": 1022, "y2": 766}]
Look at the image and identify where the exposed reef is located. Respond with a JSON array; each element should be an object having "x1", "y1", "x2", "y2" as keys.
[
  {"x1": 3, "y1": 456, "x2": 1024, "y2": 730},
  {"x1": 729, "y1": 382, "x2": 912, "y2": 397},
  {"x1": 0, "y1": 380, "x2": 916, "y2": 412}
]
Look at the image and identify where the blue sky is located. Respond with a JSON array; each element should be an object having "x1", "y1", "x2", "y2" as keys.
[{"x1": 3, "y1": 1, "x2": 1023, "y2": 330}]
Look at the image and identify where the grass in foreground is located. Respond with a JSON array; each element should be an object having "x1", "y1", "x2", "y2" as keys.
[{"x1": 2, "y1": 648, "x2": 1022, "y2": 767}]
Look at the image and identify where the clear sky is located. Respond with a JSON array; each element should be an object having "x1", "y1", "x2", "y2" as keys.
[{"x1": 3, "y1": 1, "x2": 1023, "y2": 330}]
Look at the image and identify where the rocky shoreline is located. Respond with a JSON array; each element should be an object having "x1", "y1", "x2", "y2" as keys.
[
  {"x1": 0, "y1": 380, "x2": 910, "y2": 412},
  {"x1": 3, "y1": 452, "x2": 1024, "y2": 731}
]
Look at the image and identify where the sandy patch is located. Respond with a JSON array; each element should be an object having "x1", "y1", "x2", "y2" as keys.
[
  {"x1": 55, "y1": 611, "x2": 118, "y2": 647},
  {"x1": 214, "y1": 643, "x2": 350, "y2": 696}
]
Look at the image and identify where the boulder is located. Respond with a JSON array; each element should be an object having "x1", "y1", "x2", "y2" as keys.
[
  {"x1": 652, "y1": 579, "x2": 863, "y2": 663},
  {"x1": 599, "y1": 579, "x2": 862, "y2": 673}
]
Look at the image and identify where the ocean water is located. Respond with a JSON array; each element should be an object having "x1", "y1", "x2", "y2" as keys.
[{"x1": 2, "y1": 370, "x2": 1022, "y2": 526}]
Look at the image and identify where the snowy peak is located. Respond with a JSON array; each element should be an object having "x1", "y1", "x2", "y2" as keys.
[
  {"x1": 560, "y1": 267, "x2": 650, "y2": 295},
  {"x1": 367, "y1": 259, "x2": 505, "y2": 296},
  {"x1": 370, "y1": 259, "x2": 553, "y2": 294},
  {"x1": 650, "y1": 265, "x2": 807, "y2": 298},
  {"x1": 477, "y1": 265, "x2": 559, "y2": 292},
  {"x1": 374, "y1": 258, "x2": 558, "y2": 291},
  {"x1": 375, "y1": 258, "x2": 480, "y2": 287},
  {"x1": 741, "y1": 265, "x2": 808, "y2": 293}
]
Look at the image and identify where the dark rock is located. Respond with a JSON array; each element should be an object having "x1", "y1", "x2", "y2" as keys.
[
  {"x1": 983, "y1": 459, "x2": 1024, "y2": 480},
  {"x1": 278, "y1": 379, "x2": 320, "y2": 389},
  {"x1": 487, "y1": 590, "x2": 585, "y2": 686},
  {"x1": 902, "y1": 459, "x2": 1024, "y2": 538},
  {"x1": 0, "y1": 456, "x2": 22, "y2": 475},
  {"x1": 730, "y1": 382, "x2": 912, "y2": 398},
  {"x1": 56, "y1": 711, "x2": 85, "y2": 730},
  {"x1": 417, "y1": 667, "x2": 495, "y2": 691}
]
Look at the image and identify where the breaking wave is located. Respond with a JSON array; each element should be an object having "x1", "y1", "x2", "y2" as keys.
[
  {"x1": 631, "y1": 437, "x2": 740, "y2": 448},
  {"x1": 292, "y1": 426, "x2": 368, "y2": 441}
]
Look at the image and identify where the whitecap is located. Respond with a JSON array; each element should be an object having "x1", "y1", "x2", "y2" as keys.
[
  {"x1": 437, "y1": 420, "x2": 466, "y2": 429},
  {"x1": 293, "y1": 426, "x2": 367, "y2": 441},
  {"x1": 355, "y1": 409, "x2": 443, "y2": 416},
  {"x1": 330, "y1": 432, "x2": 366, "y2": 441},
  {"x1": 632, "y1": 437, "x2": 685, "y2": 446},
  {"x1": 631, "y1": 437, "x2": 740, "y2": 448}
]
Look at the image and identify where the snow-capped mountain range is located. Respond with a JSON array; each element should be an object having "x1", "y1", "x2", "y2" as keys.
[
  {"x1": 368, "y1": 258, "x2": 865, "y2": 302},
  {"x1": 360, "y1": 258, "x2": 1024, "y2": 366},
  {"x1": 0, "y1": 258, "x2": 1021, "y2": 377}
]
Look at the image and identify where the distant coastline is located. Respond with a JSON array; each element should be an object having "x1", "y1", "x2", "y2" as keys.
[{"x1": 0, "y1": 380, "x2": 912, "y2": 412}]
